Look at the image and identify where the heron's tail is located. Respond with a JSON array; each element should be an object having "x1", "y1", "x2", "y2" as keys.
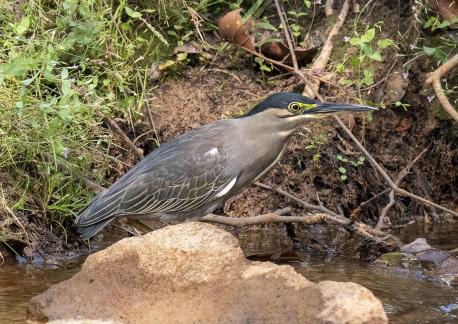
[
  {"x1": 76, "y1": 191, "x2": 123, "y2": 239},
  {"x1": 78, "y1": 217, "x2": 115, "y2": 240}
]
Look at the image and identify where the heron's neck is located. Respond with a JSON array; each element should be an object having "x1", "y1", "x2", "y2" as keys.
[{"x1": 239, "y1": 112, "x2": 306, "y2": 141}]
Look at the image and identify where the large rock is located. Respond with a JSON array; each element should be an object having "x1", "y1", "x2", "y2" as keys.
[{"x1": 28, "y1": 223, "x2": 387, "y2": 323}]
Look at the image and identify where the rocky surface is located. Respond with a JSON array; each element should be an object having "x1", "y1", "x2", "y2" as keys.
[
  {"x1": 28, "y1": 223, "x2": 387, "y2": 323},
  {"x1": 376, "y1": 238, "x2": 458, "y2": 286}
]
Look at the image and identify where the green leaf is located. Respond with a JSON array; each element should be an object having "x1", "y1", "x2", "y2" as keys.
[
  {"x1": 176, "y1": 52, "x2": 187, "y2": 61},
  {"x1": 368, "y1": 51, "x2": 382, "y2": 61},
  {"x1": 125, "y1": 6, "x2": 142, "y2": 18},
  {"x1": 62, "y1": 79, "x2": 71, "y2": 96},
  {"x1": 423, "y1": 46, "x2": 436, "y2": 56},
  {"x1": 336, "y1": 63, "x2": 345, "y2": 73},
  {"x1": 349, "y1": 37, "x2": 362, "y2": 46},
  {"x1": 61, "y1": 68, "x2": 69, "y2": 80},
  {"x1": 159, "y1": 60, "x2": 176, "y2": 70},
  {"x1": 434, "y1": 48, "x2": 448, "y2": 63},
  {"x1": 361, "y1": 28, "x2": 375, "y2": 42},
  {"x1": 0, "y1": 57, "x2": 37, "y2": 77},
  {"x1": 358, "y1": 156, "x2": 365, "y2": 162},
  {"x1": 377, "y1": 39, "x2": 393, "y2": 49},
  {"x1": 362, "y1": 68, "x2": 374, "y2": 86},
  {"x1": 423, "y1": 16, "x2": 437, "y2": 29},
  {"x1": 257, "y1": 21, "x2": 277, "y2": 31},
  {"x1": 16, "y1": 16, "x2": 30, "y2": 35},
  {"x1": 259, "y1": 64, "x2": 272, "y2": 72},
  {"x1": 362, "y1": 44, "x2": 373, "y2": 56},
  {"x1": 340, "y1": 175, "x2": 348, "y2": 181},
  {"x1": 338, "y1": 167, "x2": 347, "y2": 174}
]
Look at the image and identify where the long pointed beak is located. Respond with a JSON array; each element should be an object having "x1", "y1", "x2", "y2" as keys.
[{"x1": 305, "y1": 102, "x2": 377, "y2": 115}]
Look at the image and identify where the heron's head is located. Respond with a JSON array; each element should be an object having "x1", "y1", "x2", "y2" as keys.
[{"x1": 244, "y1": 92, "x2": 376, "y2": 121}]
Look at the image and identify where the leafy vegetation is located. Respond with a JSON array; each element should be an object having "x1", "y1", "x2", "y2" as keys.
[{"x1": 0, "y1": 0, "x2": 230, "y2": 241}]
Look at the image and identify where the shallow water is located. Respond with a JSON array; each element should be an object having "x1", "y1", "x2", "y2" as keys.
[
  {"x1": 1, "y1": 222, "x2": 457, "y2": 323},
  {"x1": 0, "y1": 263, "x2": 79, "y2": 323}
]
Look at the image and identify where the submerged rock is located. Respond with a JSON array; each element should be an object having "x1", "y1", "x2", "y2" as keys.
[
  {"x1": 377, "y1": 238, "x2": 458, "y2": 286},
  {"x1": 28, "y1": 223, "x2": 387, "y2": 323}
]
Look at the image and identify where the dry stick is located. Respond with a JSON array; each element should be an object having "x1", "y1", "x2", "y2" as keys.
[
  {"x1": 203, "y1": 212, "x2": 333, "y2": 227},
  {"x1": 254, "y1": 182, "x2": 343, "y2": 219},
  {"x1": 303, "y1": 0, "x2": 350, "y2": 98},
  {"x1": 376, "y1": 148, "x2": 428, "y2": 230},
  {"x1": 425, "y1": 54, "x2": 458, "y2": 124},
  {"x1": 104, "y1": 117, "x2": 144, "y2": 161},
  {"x1": 274, "y1": 0, "x2": 299, "y2": 72}
]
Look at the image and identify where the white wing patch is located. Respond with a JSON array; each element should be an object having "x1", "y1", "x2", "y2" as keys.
[
  {"x1": 204, "y1": 147, "x2": 219, "y2": 157},
  {"x1": 216, "y1": 177, "x2": 237, "y2": 198}
]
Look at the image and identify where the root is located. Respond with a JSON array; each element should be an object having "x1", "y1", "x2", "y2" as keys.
[{"x1": 425, "y1": 54, "x2": 458, "y2": 124}]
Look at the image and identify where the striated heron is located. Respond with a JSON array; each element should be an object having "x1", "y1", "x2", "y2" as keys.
[{"x1": 76, "y1": 92, "x2": 376, "y2": 239}]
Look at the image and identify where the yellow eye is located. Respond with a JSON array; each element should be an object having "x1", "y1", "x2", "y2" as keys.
[{"x1": 288, "y1": 102, "x2": 301, "y2": 113}]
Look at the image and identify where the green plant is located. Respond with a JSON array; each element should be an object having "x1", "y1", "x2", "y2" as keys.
[
  {"x1": 423, "y1": 16, "x2": 458, "y2": 31},
  {"x1": 0, "y1": 0, "x2": 230, "y2": 239},
  {"x1": 337, "y1": 24, "x2": 396, "y2": 87},
  {"x1": 394, "y1": 101, "x2": 411, "y2": 110},
  {"x1": 336, "y1": 154, "x2": 365, "y2": 181}
]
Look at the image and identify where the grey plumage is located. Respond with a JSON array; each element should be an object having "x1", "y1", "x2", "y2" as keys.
[{"x1": 76, "y1": 92, "x2": 376, "y2": 239}]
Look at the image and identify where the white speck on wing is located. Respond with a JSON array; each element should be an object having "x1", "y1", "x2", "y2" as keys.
[
  {"x1": 216, "y1": 177, "x2": 237, "y2": 198},
  {"x1": 205, "y1": 148, "x2": 219, "y2": 157}
]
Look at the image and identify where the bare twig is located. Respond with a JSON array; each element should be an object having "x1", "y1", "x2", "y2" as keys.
[
  {"x1": 82, "y1": 178, "x2": 105, "y2": 193},
  {"x1": 254, "y1": 182, "x2": 344, "y2": 219},
  {"x1": 202, "y1": 212, "x2": 330, "y2": 227},
  {"x1": 274, "y1": 0, "x2": 299, "y2": 72},
  {"x1": 303, "y1": 0, "x2": 350, "y2": 98},
  {"x1": 425, "y1": 54, "x2": 458, "y2": 124},
  {"x1": 376, "y1": 148, "x2": 427, "y2": 229},
  {"x1": 104, "y1": 117, "x2": 144, "y2": 161}
]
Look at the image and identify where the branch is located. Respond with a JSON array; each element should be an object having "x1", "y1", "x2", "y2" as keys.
[
  {"x1": 201, "y1": 209, "x2": 402, "y2": 247},
  {"x1": 274, "y1": 0, "x2": 299, "y2": 72},
  {"x1": 425, "y1": 54, "x2": 458, "y2": 124},
  {"x1": 254, "y1": 182, "x2": 344, "y2": 220},
  {"x1": 104, "y1": 117, "x2": 144, "y2": 161},
  {"x1": 376, "y1": 148, "x2": 427, "y2": 230},
  {"x1": 303, "y1": 0, "x2": 350, "y2": 98}
]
